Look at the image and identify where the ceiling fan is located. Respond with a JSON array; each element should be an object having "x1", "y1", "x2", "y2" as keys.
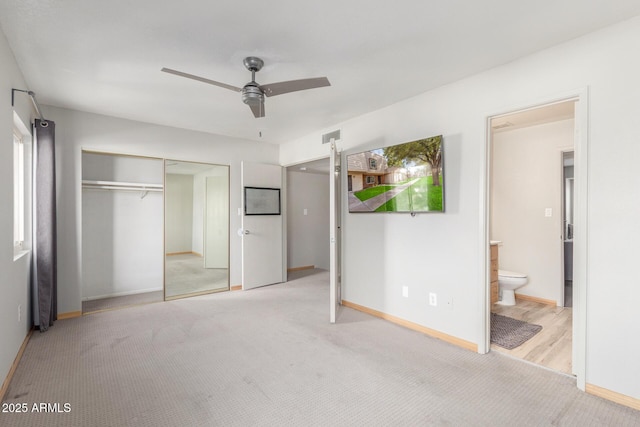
[{"x1": 161, "y1": 57, "x2": 330, "y2": 118}]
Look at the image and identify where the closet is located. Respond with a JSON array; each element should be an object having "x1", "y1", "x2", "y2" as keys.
[
  {"x1": 81, "y1": 152, "x2": 230, "y2": 312},
  {"x1": 81, "y1": 152, "x2": 164, "y2": 311}
]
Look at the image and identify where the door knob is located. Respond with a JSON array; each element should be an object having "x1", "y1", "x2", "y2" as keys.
[{"x1": 244, "y1": 229, "x2": 250, "y2": 235}]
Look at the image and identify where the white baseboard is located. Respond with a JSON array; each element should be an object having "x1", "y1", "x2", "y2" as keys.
[{"x1": 82, "y1": 287, "x2": 163, "y2": 301}]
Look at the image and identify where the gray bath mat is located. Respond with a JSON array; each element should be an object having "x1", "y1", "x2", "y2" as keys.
[{"x1": 491, "y1": 313, "x2": 543, "y2": 350}]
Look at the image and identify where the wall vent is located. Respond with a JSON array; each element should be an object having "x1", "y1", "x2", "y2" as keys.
[{"x1": 322, "y1": 129, "x2": 341, "y2": 144}]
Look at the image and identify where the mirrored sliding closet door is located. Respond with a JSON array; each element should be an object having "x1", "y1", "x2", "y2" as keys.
[{"x1": 164, "y1": 160, "x2": 230, "y2": 299}]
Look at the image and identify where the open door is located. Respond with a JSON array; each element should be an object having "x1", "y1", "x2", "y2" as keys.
[
  {"x1": 329, "y1": 141, "x2": 341, "y2": 323},
  {"x1": 241, "y1": 161, "x2": 284, "y2": 290}
]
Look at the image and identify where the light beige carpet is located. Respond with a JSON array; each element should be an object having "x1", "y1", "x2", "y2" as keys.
[{"x1": 2, "y1": 269, "x2": 639, "y2": 426}]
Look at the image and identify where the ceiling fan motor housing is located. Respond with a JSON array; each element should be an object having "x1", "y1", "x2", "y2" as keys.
[
  {"x1": 242, "y1": 84, "x2": 264, "y2": 105},
  {"x1": 243, "y1": 56, "x2": 264, "y2": 72},
  {"x1": 162, "y1": 55, "x2": 329, "y2": 118}
]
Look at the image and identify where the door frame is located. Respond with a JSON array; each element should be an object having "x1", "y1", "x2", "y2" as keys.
[
  {"x1": 329, "y1": 141, "x2": 340, "y2": 323},
  {"x1": 480, "y1": 87, "x2": 589, "y2": 390},
  {"x1": 282, "y1": 148, "x2": 341, "y2": 323}
]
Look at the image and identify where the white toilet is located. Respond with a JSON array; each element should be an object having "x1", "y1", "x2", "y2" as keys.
[{"x1": 497, "y1": 270, "x2": 528, "y2": 306}]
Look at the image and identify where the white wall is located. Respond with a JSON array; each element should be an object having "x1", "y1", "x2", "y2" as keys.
[
  {"x1": 165, "y1": 174, "x2": 194, "y2": 254},
  {"x1": 491, "y1": 119, "x2": 574, "y2": 304},
  {"x1": 287, "y1": 171, "x2": 330, "y2": 270},
  {"x1": 0, "y1": 28, "x2": 35, "y2": 391},
  {"x1": 280, "y1": 16, "x2": 640, "y2": 400},
  {"x1": 44, "y1": 106, "x2": 279, "y2": 315},
  {"x1": 82, "y1": 153, "x2": 164, "y2": 299}
]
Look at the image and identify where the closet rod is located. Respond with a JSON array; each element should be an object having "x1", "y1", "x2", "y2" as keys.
[
  {"x1": 82, "y1": 185, "x2": 163, "y2": 192},
  {"x1": 82, "y1": 180, "x2": 163, "y2": 189},
  {"x1": 82, "y1": 180, "x2": 163, "y2": 198}
]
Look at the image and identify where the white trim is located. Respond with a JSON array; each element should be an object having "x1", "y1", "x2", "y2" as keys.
[
  {"x1": 572, "y1": 90, "x2": 589, "y2": 390},
  {"x1": 281, "y1": 167, "x2": 288, "y2": 281},
  {"x1": 481, "y1": 88, "x2": 589, "y2": 391},
  {"x1": 13, "y1": 249, "x2": 30, "y2": 262},
  {"x1": 13, "y1": 122, "x2": 27, "y2": 255},
  {"x1": 478, "y1": 112, "x2": 491, "y2": 355},
  {"x1": 329, "y1": 141, "x2": 338, "y2": 323}
]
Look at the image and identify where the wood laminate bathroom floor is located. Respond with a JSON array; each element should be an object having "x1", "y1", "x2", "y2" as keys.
[{"x1": 491, "y1": 299, "x2": 572, "y2": 375}]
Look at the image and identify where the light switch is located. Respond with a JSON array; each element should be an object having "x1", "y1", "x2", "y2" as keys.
[
  {"x1": 303, "y1": 208, "x2": 308, "y2": 216},
  {"x1": 545, "y1": 208, "x2": 552, "y2": 217}
]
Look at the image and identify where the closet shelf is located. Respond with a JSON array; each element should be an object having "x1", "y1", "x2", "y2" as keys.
[{"x1": 82, "y1": 180, "x2": 163, "y2": 198}]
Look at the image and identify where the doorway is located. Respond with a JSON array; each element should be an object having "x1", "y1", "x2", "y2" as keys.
[
  {"x1": 488, "y1": 100, "x2": 577, "y2": 375},
  {"x1": 285, "y1": 152, "x2": 342, "y2": 323},
  {"x1": 285, "y1": 157, "x2": 331, "y2": 277}
]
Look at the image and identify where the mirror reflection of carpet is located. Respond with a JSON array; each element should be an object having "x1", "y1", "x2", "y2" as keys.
[{"x1": 165, "y1": 254, "x2": 229, "y2": 297}]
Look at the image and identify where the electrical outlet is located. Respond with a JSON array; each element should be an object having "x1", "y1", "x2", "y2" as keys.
[
  {"x1": 402, "y1": 286, "x2": 409, "y2": 298},
  {"x1": 444, "y1": 297, "x2": 453, "y2": 310},
  {"x1": 429, "y1": 293, "x2": 437, "y2": 306}
]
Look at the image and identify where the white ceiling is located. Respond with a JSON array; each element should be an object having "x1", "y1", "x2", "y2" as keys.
[{"x1": 2, "y1": 1, "x2": 640, "y2": 144}]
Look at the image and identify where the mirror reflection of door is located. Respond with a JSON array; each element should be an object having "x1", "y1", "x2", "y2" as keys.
[{"x1": 164, "y1": 160, "x2": 229, "y2": 299}]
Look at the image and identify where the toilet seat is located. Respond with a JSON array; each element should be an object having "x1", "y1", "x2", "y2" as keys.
[{"x1": 498, "y1": 270, "x2": 526, "y2": 278}]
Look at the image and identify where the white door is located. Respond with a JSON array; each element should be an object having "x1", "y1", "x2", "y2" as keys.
[
  {"x1": 329, "y1": 141, "x2": 341, "y2": 323},
  {"x1": 241, "y1": 161, "x2": 284, "y2": 290},
  {"x1": 205, "y1": 175, "x2": 229, "y2": 269}
]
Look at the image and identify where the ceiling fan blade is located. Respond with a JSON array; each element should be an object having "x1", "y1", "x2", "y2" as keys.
[
  {"x1": 260, "y1": 77, "x2": 330, "y2": 97},
  {"x1": 249, "y1": 101, "x2": 265, "y2": 118},
  {"x1": 161, "y1": 67, "x2": 242, "y2": 92}
]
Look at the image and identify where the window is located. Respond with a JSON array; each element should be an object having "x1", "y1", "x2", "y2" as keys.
[
  {"x1": 366, "y1": 176, "x2": 376, "y2": 185},
  {"x1": 368, "y1": 158, "x2": 377, "y2": 169},
  {"x1": 14, "y1": 128, "x2": 25, "y2": 250}
]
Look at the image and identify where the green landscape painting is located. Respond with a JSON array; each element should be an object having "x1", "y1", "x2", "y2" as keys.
[{"x1": 347, "y1": 135, "x2": 444, "y2": 213}]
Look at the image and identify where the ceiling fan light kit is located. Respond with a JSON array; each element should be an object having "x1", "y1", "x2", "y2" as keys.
[{"x1": 162, "y1": 56, "x2": 330, "y2": 118}]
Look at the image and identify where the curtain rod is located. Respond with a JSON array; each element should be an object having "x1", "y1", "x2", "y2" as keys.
[{"x1": 11, "y1": 88, "x2": 46, "y2": 122}]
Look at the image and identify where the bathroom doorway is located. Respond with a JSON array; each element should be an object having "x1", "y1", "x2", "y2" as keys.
[{"x1": 488, "y1": 100, "x2": 576, "y2": 375}]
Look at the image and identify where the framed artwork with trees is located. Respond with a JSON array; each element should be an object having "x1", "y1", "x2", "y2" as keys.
[{"x1": 346, "y1": 135, "x2": 444, "y2": 213}]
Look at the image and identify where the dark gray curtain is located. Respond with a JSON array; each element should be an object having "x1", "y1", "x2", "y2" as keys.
[{"x1": 34, "y1": 118, "x2": 57, "y2": 332}]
